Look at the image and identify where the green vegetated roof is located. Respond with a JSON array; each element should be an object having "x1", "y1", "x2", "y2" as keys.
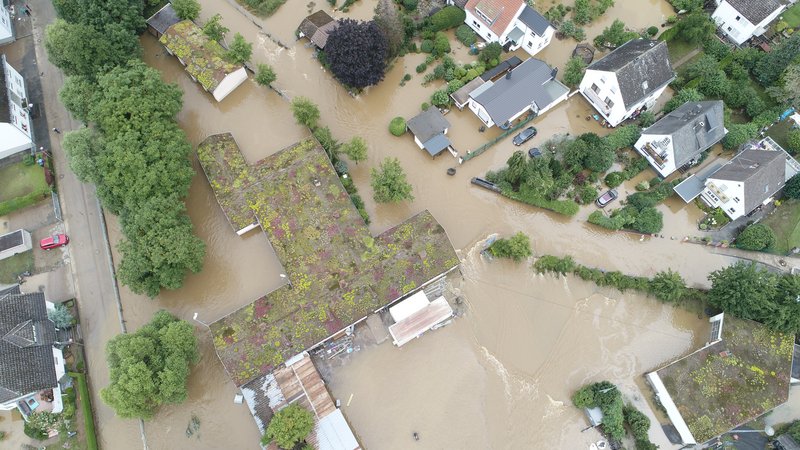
[
  {"x1": 656, "y1": 316, "x2": 793, "y2": 443},
  {"x1": 160, "y1": 20, "x2": 241, "y2": 93},
  {"x1": 199, "y1": 133, "x2": 459, "y2": 386}
]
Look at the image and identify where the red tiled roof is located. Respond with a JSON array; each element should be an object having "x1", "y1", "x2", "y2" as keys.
[{"x1": 465, "y1": 0, "x2": 524, "y2": 37}]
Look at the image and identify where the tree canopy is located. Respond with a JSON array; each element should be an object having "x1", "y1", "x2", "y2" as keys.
[
  {"x1": 342, "y1": 136, "x2": 368, "y2": 164},
  {"x1": 172, "y1": 0, "x2": 201, "y2": 20},
  {"x1": 674, "y1": 12, "x2": 715, "y2": 44},
  {"x1": 371, "y1": 157, "x2": 414, "y2": 203},
  {"x1": 255, "y1": 63, "x2": 277, "y2": 87},
  {"x1": 227, "y1": 33, "x2": 253, "y2": 65},
  {"x1": 53, "y1": 0, "x2": 145, "y2": 33},
  {"x1": 101, "y1": 311, "x2": 199, "y2": 419},
  {"x1": 784, "y1": 173, "x2": 800, "y2": 199},
  {"x1": 489, "y1": 232, "x2": 533, "y2": 262},
  {"x1": 735, "y1": 223, "x2": 775, "y2": 251},
  {"x1": 291, "y1": 97, "x2": 321, "y2": 129},
  {"x1": 44, "y1": 20, "x2": 141, "y2": 79},
  {"x1": 262, "y1": 404, "x2": 314, "y2": 449},
  {"x1": 202, "y1": 14, "x2": 229, "y2": 42},
  {"x1": 563, "y1": 56, "x2": 587, "y2": 88},
  {"x1": 648, "y1": 270, "x2": 687, "y2": 303},
  {"x1": 324, "y1": 19, "x2": 388, "y2": 89}
]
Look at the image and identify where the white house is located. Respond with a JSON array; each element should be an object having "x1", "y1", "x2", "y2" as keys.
[
  {"x1": 634, "y1": 101, "x2": 726, "y2": 178},
  {"x1": 0, "y1": 5, "x2": 14, "y2": 45},
  {"x1": 464, "y1": 0, "x2": 555, "y2": 57},
  {"x1": 0, "y1": 55, "x2": 33, "y2": 160},
  {"x1": 579, "y1": 39, "x2": 674, "y2": 127},
  {"x1": 406, "y1": 108, "x2": 452, "y2": 157},
  {"x1": 0, "y1": 287, "x2": 66, "y2": 420},
  {"x1": 701, "y1": 137, "x2": 800, "y2": 220},
  {"x1": 467, "y1": 57, "x2": 569, "y2": 128},
  {"x1": 712, "y1": 0, "x2": 786, "y2": 46}
]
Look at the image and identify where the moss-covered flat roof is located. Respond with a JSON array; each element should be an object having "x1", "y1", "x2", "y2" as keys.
[
  {"x1": 160, "y1": 20, "x2": 241, "y2": 94},
  {"x1": 199, "y1": 133, "x2": 459, "y2": 386},
  {"x1": 656, "y1": 316, "x2": 793, "y2": 443}
]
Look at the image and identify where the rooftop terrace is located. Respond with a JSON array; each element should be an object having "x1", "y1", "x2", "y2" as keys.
[{"x1": 199, "y1": 134, "x2": 459, "y2": 386}]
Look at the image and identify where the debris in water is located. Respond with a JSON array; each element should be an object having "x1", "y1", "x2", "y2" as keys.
[
  {"x1": 347, "y1": 393, "x2": 354, "y2": 407},
  {"x1": 186, "y1": 415, "x2": 200, "y2": 438},
  {"x1": 413, "y1": 432, "x2": 420, "y2": 441}
]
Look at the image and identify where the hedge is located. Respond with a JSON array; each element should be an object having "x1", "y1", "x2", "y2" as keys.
[
  {"x1": 429, "y1": 6, "x2": 465, "y2": 31},
  {"x1": 503, "y1": 190, "x2": 580, "y2": 216},
  {"x1": 0, "y1": 186, "x2": 51, "y2": 216},
  {"x1": 68, "y1": 372, "x2": 98, "y2": 450}
]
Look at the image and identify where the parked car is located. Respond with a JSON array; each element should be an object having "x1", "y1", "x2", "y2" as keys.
[
  {"x1": 40, "y1": 234, "x2": 69, "y2": 250},
  {"x1": 528, "y1": 148, "x2": 543, "y2": 158},
  {"x1": 595, "y1": 189, "x2": 618, "y2": 208},
  {"x1": 512, "y1": 127, "x2": 537, "y2": 146}
]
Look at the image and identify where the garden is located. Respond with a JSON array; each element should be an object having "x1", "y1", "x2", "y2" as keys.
[
  {"x1": 761, "y1": 199, "x2": 800, "y2": 254},
  {"x1": 0, "y1": 160, "x2": 51, "y2": 217}
]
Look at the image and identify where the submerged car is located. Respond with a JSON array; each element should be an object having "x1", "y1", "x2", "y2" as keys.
[
  {"x1": 40, "y1": 234, "x2": 69, "y2": 250},
  {"x1": 595, "y1": 190, "x2": 618, "y2": 208},
  {"x1": 528, "y1": 148, "x2": 543, "y2": 158},
  {"x1": 512, "y1": 127, "x2": 537, "y2": 146}
]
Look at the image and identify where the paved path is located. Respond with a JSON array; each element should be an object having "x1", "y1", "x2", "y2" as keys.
[
  {"x1": 672, "y1": 47, "x2": 702, "y2": 69},
  {"x1": 27, "y1": 0, "x2": 144, "y2": 447}
]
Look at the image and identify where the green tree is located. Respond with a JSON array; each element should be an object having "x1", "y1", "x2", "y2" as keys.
[
  {"x1": 489, "y1": 232, "x2": 533, "y2": 262},
  {"x1": 736, "y1": 223, "x2": 776, "y2": 251},
  {"x1": 429, "y1": 5, "x2": 466, "y2": 31},
  {"x1": 755, "y1": 34, "x2": 800, "y2": 86},
  {"x1": 669, "y1": 0, "x2": 703, "y2": 11},
  {"x1": 291, "y1": 97, "x2": 321, "y2": 129},
  {"x1": 389, "y1": 117, "x2": 406, "y2": 136},
  {"x1": 632, "y1": 207, "x2": 663, "y2": 234},
  {"x1": 506, "y1": 150, "x2": 527, "y2": 186},
  {"x1": 479, "y1": 42, "x2": 502, "y2": 64},
  {"x1": 53, "y1": 0, "x2": 145, "y2": 33},
  {"x1": 262, "y1": 404, "x2": 314, "y2": 449},
  {"x1": 342, "y1": 136, "x2": 368, "y2": 164},
  {"x1": 59, "y1": 75, "x2": 96, "y2": 123},
  {"x1": 373, "y1": 0, "x2": 405, "y2": 58},
  {"x1": 44, "y1": 20, "x2": 141, "y2": 78},
  {"x1": 171, "y1": 0, "x2": 201, "y2": 20},
  {"x1": 649, "y1": 269, "x2": 686, "y2": 302},
  {"x1": 227, "y1": 33, "x2": 253, "y2": 65},
  {"x1": 47, "y1": 303, "x2": 75, "y2": 329},
  {"x1": 101, "y1": 311, "x2": 199, "y2": 419},
  {"x1": 707, "y1": 262, "x2": 778, "y2": 320},
  {"x1": 594, "y1": 19, "x2": 638, "y2": 48},
  {"x1": 255, "y1": 63, "x2": 277, "y2": 86},
  {"x1": 63, "y1": 127, "x2": 102, "y2": 185},
  {"x1": 785, "y1": 129, "x2": 800, "y2": 155},
  {"x1": 371, "y1": 157, "x2": 414, "y2": 203},
  {"x1": 784, "y1": 173, "x2": 800, "y2": 199},
  {"x1": 722, "y1": 122, "x2": 758, "y2": 150},
  {"x1": 202, "y1": 14, "x2": 229, "y2": 42},
  {"x1": 563, "y1": 56, "x2": 587, "y2": 88},
  {"x1": 638, "y1": 111, "x2": 656, "y2": 128},
  {"x1": 584, "y1": 144, "x2": 615, "y2": 173},
  {"x1": 663, "y1": 88, "x2": 703, "y2": 113},
  {"x1": 675, "y1": 12, "x2": 715, "y2": 44},
  {"x1": 571, "y1": 385, "x2": 596, "y2": 408}
]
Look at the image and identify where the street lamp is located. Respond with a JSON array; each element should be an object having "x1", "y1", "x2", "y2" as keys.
[{"x1": 192, "y1": 312, "x2": 210, "y2": 328}]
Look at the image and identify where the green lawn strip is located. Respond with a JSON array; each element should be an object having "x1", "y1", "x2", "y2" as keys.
[
  {"x1": 666, "y1": 39, "x2": 697, "y2": 66},
  {"x1": 0, "y1": 251, "x2": 34, "y2": 284},
  {"x1": 783, "y1": 3, "x2": 800, "y2": 29},
  {"x1": 0, "y1": 162, "x2": 47, "y2": 203},
  {"x1": 762, "y1": 200, "x2": 800, "y2": 254},
  {"x1": 67, "y1": 372, "x2": 98, "y2": 450}
]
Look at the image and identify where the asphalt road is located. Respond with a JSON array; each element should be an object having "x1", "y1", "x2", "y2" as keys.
[{"x1": 27, "y1": 0, "x2": 143, "y2": 447}]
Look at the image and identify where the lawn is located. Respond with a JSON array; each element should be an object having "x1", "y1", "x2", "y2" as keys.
[
  {"x1": 0, "y1": 251, "x2": 34, "y2": 284},
  {"x1": 666, "y1": 38, "x2": 699, "y2": 67},
  {"x1": 783, "y1": 3, "x2": 800, "y2": 29},
  {"x1": 762, "y1": 199, "x2": 800, "y2": 255},
  {"x1": 0, "y1": 161, "x2": 47, "y2": 203},
  {"x1": 67, "y1": 372, "x2": 98, "y2": 450}
]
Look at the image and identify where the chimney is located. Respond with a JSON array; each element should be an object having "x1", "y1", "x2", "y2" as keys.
[{"x1": 506, "y1": 70, "x2": 512, "y2": 80}]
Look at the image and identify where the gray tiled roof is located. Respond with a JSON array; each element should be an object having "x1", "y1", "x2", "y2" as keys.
[
  {"x1": 407, "y1": 108, "x2": 450, "y2": 143},
  {"x1": 518, "y1": 5, "x2": 551, "y2": 35},
  {"x1": 472, "y1": 58, "x2": 568, "y2": 126},
  {"x1": 0, "y1": 291, "x2": 57, "y2": 403},
  {"x1": 589, "y1": 39, "x2": 674, "y2": 109},
  {"x1": 643, "y1": 101, "x2": 725, "y2": 169},
  {"x1": 145, "y1": 3, "x2": 180, "y2": 36},
  {"x1": 712, "y1": 149, "x2": 786, "y2": 214},
  {"x1": 724, "y1": 0, "x2": 783, "y2": 25},
  {"x1": 298, "y1": 10, "x2": 337, "y2": 48}
]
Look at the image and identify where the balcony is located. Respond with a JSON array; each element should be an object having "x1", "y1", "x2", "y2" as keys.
[
  {"x1": 641, "y1": 141, "x2": 667, "y2": 169},
  {"x1": 581, "y1": 87, "x2": 611, "y2": 116}
]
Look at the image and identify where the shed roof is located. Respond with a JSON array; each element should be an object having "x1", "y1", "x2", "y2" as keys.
[
  {"x1": 465, "y1": 0, "x2": 523, "y2": 36},
  {"x1": 160, "y1": 20, "x2": 243, "y2": 94},
  {"x1": 673, "y1": 161, "x2": 724, "y2": 202},
  {"x1": 642, "y1": 101, "x2": 726, "y2": 169},
  {"x1": 480, "y1": 55, "x2": 523, "y2": 81},
  {"x1": 451, "y1": 76, "x2": 486, "y2": 107},
  {"x1": 0, "y1": 291, "x2": 57, "y2": 404},
  {"x1": 422, "y1": 134, "x2": 451, "y2": 156},
  {"x1": 0, "y1": 229, "x2": 23, "y2": 252},
  {"x1": 710, "y1": 148, "x2": 786, "y2": 214},
  {"x1": 589, "y1": 39, "x2": 674, "y2": 109},
  {"x1": 407, "y1": 108, "x2": 450, "y2": 143},
  {"x1": 517, "y1": 5, "x2": 551, "y2": 35},
  {"x1": 723, "y1": 0, "x2": 783, "y2": 25},
  {"x1": 145, "y1": 3, "x2": 180, "y2": 36},
  {"x1": 471, "y1": 57, "x2": 568, "y2": 125},
  {"x1": 298, "y1": 10, "x2": 338, "y2": 48}
]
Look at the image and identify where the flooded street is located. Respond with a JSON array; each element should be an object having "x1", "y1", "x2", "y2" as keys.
[{"x1": 84, "y1": 0, "x2": 749, "y2": 448}]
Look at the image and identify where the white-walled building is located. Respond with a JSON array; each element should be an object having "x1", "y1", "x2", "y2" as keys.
[
  {"x1": 712, "y1": 0, "x2": 786, "y2": 46},
  {"x1": 467, "y1": 57, "x2": 569, "y2": 128},
  {"x1": 464, "y1": 0, "x2": 555, "y2": 57},
  {"x1": 406, "y1": 108, "x2": 452, "y2": 157},
  {"x1": 579, "y1": 39, "x2": 674, "y2": 127},
  {"x1": 634, "y1": 101, "x2": 726, "y2": 178},
  {"x1": 0, "y1": 55, "x2": 33, "y2": 160},
  {"x1": 0, "y1": 5, "x2": 14, "y2": 45},
  {"x1": 0, "y1": 229, "x2": 32, "y2": 261}
]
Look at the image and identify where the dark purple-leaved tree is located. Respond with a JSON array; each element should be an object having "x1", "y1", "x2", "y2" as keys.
[{"x1": 324, "y1": 19, "x2": 388, "y2": 89}]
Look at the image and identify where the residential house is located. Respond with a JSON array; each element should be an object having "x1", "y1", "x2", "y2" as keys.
[
  {"x1": 406, "y1": 108, "x2": 452, "y2": 157},
  {"x1": 467, "y1": 57, "x2": 569, "y2": 128},
  {"x1": 712, "y1": 0, "x2": 787, "y2": 46},
  {"x1": 0, "y1": 54, "x2": 32, "y2": 159},
  {"x1": 463, "y1": 0, "x2": 555, "y2": 57},
  {"x1": 0, "y1": 229, "x2": 32, "y2": 261},
  {"x1": 298, "y1": 10, "x2": 339, "y2": 49},
  {"x1": 646, "y1": 314, "x2": 793, "y2": 445},
  {"x1": 450, "y1": 56, "x2": 522, "y2": 109},
  {"x1": 0, "y1": 287, "x2": 66, "y2": 421},
  {"x1": 634, "y1": 101, "x2": 726, "y2": 178},
  {"x1": 159, "y1": 21, "x2": 248, "y2": 102},
  {"x1": 0, "y1": 4, "x2": 13, "y2": 45},
  {"x1": 145, "y1": 2, "x2": 180, "y2": 39},
  {"x1": 701, "y1": 137, "x2": 800, "y2": 220},
  {"x1": 579, "y1": 39, "x2": 675, "y2": 127}
]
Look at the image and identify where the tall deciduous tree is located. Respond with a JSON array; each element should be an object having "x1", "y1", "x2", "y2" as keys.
[
  {"x1": 59, "y1": 75, "x2": 96, "y2": 124},
  {"x1": 374, "y1": 0, "x2": 405, "y2": 58},
  {"x1": 563, "y1": 56, "x2": 587, "y2": 88},
  {"x1": 172, "y1": 0, "x2": 201, "y2": 21},
  {"x1": 707, "y1": 262, "x2": 778, "y2": 321},
  {"x1": 663, "y1": 88, "x2": 703, "y2": 113},
  {"x1": 202, "y1": 14, "x2": 229, "y2": 42},
  {"x1": 291, "y1": 97, "x2": 321, "y2": 129},
  {"x1": 101, "y1": 311, "x2": 199, "y2": 419},
  {"x1": 342, "y1": 136, "x2": 368, "y2": 164},
  {"x1": 371, "y1": 157, "x2": 414, "y2": 203},
  {"x1": 53, "y1": 0, "x2": 145, "y2": 33},
  {"x1": 649, "y1": 270, "x2": 687, "y2": 302},
  {"x1": 227, "y1": 33, "x2": 253, "y2": 65},
  {"x1": 255, "y1": 64, "x2": 277, "y2": 86},
  {"x1": 506, "y1": 150, "x2": 527, "y2": 186},
  {"x1": 674, "y1": 12, "x2": 715, "y2": 44},
  {"x1": 736, "y1": 223, "x2": 776, "y2": 251},
  {"x1": 262, "y1": 404, "x2": 314, "y2": 449},
  {"x1": 44, "y1": 20, "x2": 141, "y2": 78},
  {"x1": 755, "y1": 34, "x2": 800, "y2": 86},
  {"x1": 324, "y1": 19, "x2": 388, "y2": 89}
]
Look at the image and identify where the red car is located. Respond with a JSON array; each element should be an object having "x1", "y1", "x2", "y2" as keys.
[{"x1": 40, "y1": 234, "x2": 69, "y2": 250}]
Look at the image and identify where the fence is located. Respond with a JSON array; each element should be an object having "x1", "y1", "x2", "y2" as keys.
[{"x1": 461, "y1": 112, "x2": 536, "y2": 162}]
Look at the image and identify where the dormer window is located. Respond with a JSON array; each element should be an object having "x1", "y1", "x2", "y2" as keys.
[{"x1": 475, "y1": 7, "x2": 492, "y2": 24}]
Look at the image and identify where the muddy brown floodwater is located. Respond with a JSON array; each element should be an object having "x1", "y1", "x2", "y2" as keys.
[{"x1": 83, "y1": 0, "x2": 748, "y2": 448}]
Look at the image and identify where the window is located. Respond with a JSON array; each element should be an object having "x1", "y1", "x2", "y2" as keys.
[
  {"x1": 600, "y1": 76, "x2": 606, "y2": 84},
  {"x1": 733, "y1": 197, "x2": 740, "y2": 203},
  {"x1": 472, "y1": 20, "x2": 481, "y2": 29},
  {"x1": 604, "y1": 97, "x2": 614, "y2": 108},
  {"x1": 591, "y1": 83, "x2": 600, "y2": 94},
  {"x1": 729, "y1": 208, "x2": 735, "y2": 213},
  {"x1": 527, "y1": 41, "x2": 533, "y2": 48},
  {"x1": 735, "y1": 15, "x2": 740, "y2": 21},
  {"x1": 475, "y1": 8, "x2": 492, "y2": 24},
  {"x1": 727, "y1": 26, "x2": 732, "y2": 31}
]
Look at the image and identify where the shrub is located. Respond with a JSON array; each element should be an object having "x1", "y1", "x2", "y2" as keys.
[
  {"x1": 785, "y1": 173, "x2": 800, "y2": 199},
  {"x1": 571, "y1": 385, "x2": 596, "y2": 408},
  {"x1": 403, "y1": 0, "x2": 417, "y2": 11},
  {"x1": 736, "y1": 223, "x2": 776, "y2": 251},
  {"x1": 646, "y1": 26, "x2": 658, "y2": 37},
  {"x1": 604, "y1": 172, "x2": 625, "y2": 188},
  {"x1": 631, "y1": 207, "x2": 663, "y2": 234},
  {"x1": 604, "y1": 125, "x2": 641, "y2": 150},
  {"x1": 649, "y1": 269, "x2": 687, "y2": 302},
  {"x1": 786, "y1": 129, "x2": 800, "y2": 154},
  {"x1": 704, "y1": 38, "x2": 730, "y2": 60},
  {"x1": 389, "y1": 117, "x2": 406, "y2": 136},
  {"x1": 255, "y1": 64, "x2": 277, "y2": 86},
  {"x1": 533, "y1": 255, "x2": 576, "y2": 275},
  {"x1": 588, "y1": 210, "x2": 630, "y2": 230},
  {"x1": 575, "y1": 184, "x2": 598, "y2": 205},
  {"x1": 291, "y1": 96, "x2": 320, "y2": 129},
  {"x1": 489, "y1": 232, "x2": 532, "y2": 262},
  {"x1": 0, "y1": 186, "x2": 51, "y2": 216},
  {"x1": 420, "y1": 39, "x2": 434, "y2": 53},
  {"x1": 503, "y1": 190, "x2": 580, "y2": 216},
  {"x1": 431, "y1": 89, "x2": 450, "y2": 107},
  {"x1": 455, "y1": 25, "x2": 477, "y2": 46},
  {"x1": 421, "y1": 102, "x2": 430, "y2": 111},
  {"x1": 416, "y1": 63, "x2": 427, "y2": 73},
  {"x1": 635, "y1": 180, "x2": 650, "y2": 191},
  {"x1": 563, "y1": 56, "x2": 587, "y2": 88},
  {"x1": 429, "y1": 6, "x2": 466, "y2": 31},
  {"x1": 48, "y1": 303, "x2": 74, "y2": 328},
  {"x1": 433, "y1": 32, "x2": 451, "y2": 55},
  {"x1": 623, "y1": 405, "x2": 651, "y2": 441},
  {"x1": 262, "y1": 404, "x2": 314, "y2": 449},
  {"x1": 638, "y1": 111, "x2": 655, "y2": 128},
  {"x1": 479, "y1": 42, "x2": 502, "y2": 65}
]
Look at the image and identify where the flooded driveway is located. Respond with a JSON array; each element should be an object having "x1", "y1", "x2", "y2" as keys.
[{"x1": 84, "y1": 0, "x2": 744, "y2": 448}]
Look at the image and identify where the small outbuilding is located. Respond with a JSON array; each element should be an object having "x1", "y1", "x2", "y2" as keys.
[
  {"x1": 0, "y1": 230, "x2": 31, "y2": 261},
  {"x1": 145, "y1": 2, "x2": 180, "y2": 39},
  {"x1": 298, "y1": 10, "x2": 339, "y2": 49},
  {"x1": 406, "y1": 108, "x2": 452, "y2": 157}
]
